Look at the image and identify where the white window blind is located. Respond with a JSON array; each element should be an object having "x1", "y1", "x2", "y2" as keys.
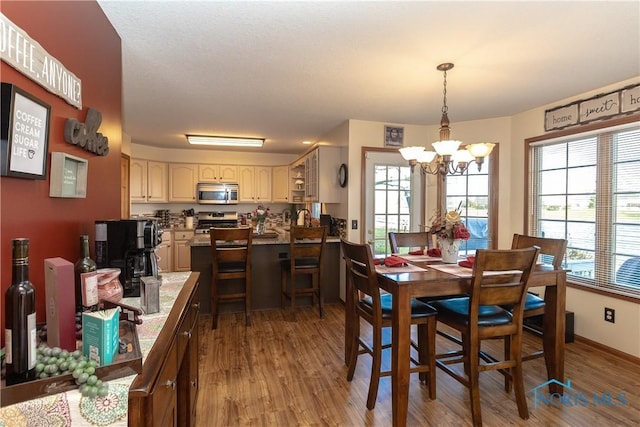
[{"x1": 530, "y1": 122, "x2": 640, "y2": 296}]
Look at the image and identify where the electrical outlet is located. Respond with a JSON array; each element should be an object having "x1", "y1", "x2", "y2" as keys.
[
  {"x1": 604, "y1": 307, "x2": 615, "y2": 323},
  {"x1": 351, "y1": 219, "x2": 358, "y2": 230}
]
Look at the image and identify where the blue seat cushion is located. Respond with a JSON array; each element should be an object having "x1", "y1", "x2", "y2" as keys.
[
  {"x1": 501, "y1": 292, "x2": 545, "y2": 312},
  {"x1": 360, "y1": 293, "x2": 437, "y2": 318},
  {"x1": 430, "y1": 297, "x2": 512, "y2": 326},
  {"x1": 524, "y1": 293, "x2": 545, "y2": 311}
]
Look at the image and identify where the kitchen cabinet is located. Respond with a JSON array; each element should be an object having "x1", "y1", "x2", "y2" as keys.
[
  {"x1": 237, "y1": 166, "x2": 272, "y2": 203},
  {"x1": 303, "y1": 146, "x2": 341, "y2": 203},
  {"x1": 197, "y1": 164, "x2": 238, "y2": 183},
  {"x1": 131, "y1": 159, "x2": 168, "y2": 203},
  {"x1": 272, "y1": 165, "x2": 289, "y2": 203},
  {"x1": 290, "y1": 163, "x2": 305, "y2": 203},
  {"x1": 157, "y1": 230, "x2": 173, "y2": 273},
  {"x1": 174, "y1": 230, "x2": 194, "y2": 272},
  {"x1": 128, "y1": 272, "x2": 200, "y2": 427},
  {"x1": 169, "y1": 164, "x2": 198, "y2": 202}
]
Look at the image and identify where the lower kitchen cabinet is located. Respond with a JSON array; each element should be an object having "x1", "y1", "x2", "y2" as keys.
[
  {"x1": 128, "y1": 273, "x2": 200, "y2": 426},
  {"x1": 157, "y1": 230, "x2": 173, "y2": 273},
  {"x1": 174, "y1": 230, "x2": 194, "y2": 271}
]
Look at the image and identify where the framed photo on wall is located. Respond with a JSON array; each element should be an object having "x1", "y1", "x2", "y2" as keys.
[
  {"x1": 1, "y1": 83, "x2": 51, "y2": 179},
  {"x1": 384, "y1": 125, "x2": 404, "y2": 147}
]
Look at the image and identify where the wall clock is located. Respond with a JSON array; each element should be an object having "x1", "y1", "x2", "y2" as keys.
[{"x1": 338, "y1": 163, "x2": 348, "y2": 187}]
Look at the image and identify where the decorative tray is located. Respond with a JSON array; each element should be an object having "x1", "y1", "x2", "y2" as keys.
[{"x1": 0, "y1": 320, "x2": 142, "y2": 407}]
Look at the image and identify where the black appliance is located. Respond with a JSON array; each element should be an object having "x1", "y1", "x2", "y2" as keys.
[
  {"x1": 95, "y1": 219, "x2": 162, "y2": 297},
  {"x1": 195, "y1": 211, "x2": 238, "y2": 234}
]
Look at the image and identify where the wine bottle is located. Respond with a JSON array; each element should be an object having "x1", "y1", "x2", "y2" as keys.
[
  {"x1": 4, "y1": 238, "x2": 37, "y2": 385},
  {"x1": 74, "y1": 234, "x2": 97, "y2": 311}
]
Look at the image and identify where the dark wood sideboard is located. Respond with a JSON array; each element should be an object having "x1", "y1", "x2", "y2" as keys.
[{"x1": 128, "y1": 272, "x2": 200, "y2": 426}]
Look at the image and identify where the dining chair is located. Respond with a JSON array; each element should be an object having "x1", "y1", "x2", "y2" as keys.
[
  {"x1": 341, "y1": 239, "x2": 438, "y2": 409},
  {"x1": 430, "y1": 246, "x2": 540, "y2": 427},
  {"x1": 388, "y1": 231, "x2": 432, "y2": 254},
  {"x1": 505, "y1": 234, "x2": 567, "y2": 389},
  {"x1": 280, "y1": 226, "x2": 327, "y2": 318},
  {"x1": 210, "y1": 227, "x2": 253, "y2": 329}
]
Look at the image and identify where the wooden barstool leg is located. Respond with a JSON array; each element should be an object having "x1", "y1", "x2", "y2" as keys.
[
  {"x1": 212, "y1": 281, "x2": 219, "y2": 330},
  {"x1": 245, "y1": 275, "x2": 251, "y2": 326},
  {"x1": 280, "y1": 268, "x2": 287, "y2": 309}
]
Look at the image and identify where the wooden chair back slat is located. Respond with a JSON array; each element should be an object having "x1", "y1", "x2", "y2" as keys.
[{"x1": 388, "y1": 231, "x2": 432, "y2": 253}]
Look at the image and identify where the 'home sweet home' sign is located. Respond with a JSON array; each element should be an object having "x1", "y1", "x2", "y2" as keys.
[{"x1": 545, "y1": 83, "x2": 640, "y2": 131}]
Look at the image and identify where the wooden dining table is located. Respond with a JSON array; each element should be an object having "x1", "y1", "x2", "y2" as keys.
[{"x1": 344, "y1": 258, "x2": 567, "y2": 427}]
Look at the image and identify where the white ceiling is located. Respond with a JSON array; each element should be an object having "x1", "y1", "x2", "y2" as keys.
[{"x1": 97, "y1": 1, "x2": 640, "y2": 155}]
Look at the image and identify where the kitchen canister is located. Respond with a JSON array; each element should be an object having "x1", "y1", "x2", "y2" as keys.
[{"x1": 140, "y1": 276, "x2": 161, "y2": 314}]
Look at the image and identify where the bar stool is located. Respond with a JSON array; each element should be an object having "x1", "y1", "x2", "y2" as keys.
[
  {"x1": 210, "y1": 227, "x2": 253, "y2": 329},
  {"x1": 280, "y1": 226, "x2": 327, "y2": 318}
]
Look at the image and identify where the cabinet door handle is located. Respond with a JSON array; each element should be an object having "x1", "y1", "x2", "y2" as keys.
[
  {"x1": 165, "y1": 379, "x2": 177, "y2": 390},
  {"x1": 191, "y1": 303, "x2": 200, "y2": 310},
  {"x1": 191, "y1": 379, "x2": 198, "y2": 388},
  {"x1": 182, "y1": 330, "x2": 192, "y2": 339}
]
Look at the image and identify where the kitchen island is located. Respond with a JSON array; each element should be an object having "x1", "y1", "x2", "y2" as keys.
[{"x1": 189, "y1": 232, "x2": 343, "y2": 315}]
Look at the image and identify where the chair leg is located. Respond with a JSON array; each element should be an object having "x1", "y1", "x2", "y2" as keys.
[
  {"x1": 504, "y1": 335, "x2": 512, "y2": 392},
  {"x1": 211, "y1": 279, "x2": 219, "y2": 330},
  {"x1": 367, "y1": 322, "x2": 382, "y2": 410},
  {"x1": 245, "y1": 275, "x2": 251, "y2": 327},
  {"x1": 510, "y1": 334, "x2": 530, "y2": 420},
  {"x1": 468, "y1": 344, "x2": 483, "y2": 427},
  {"x1": 280, "y1": 268, "x2": 287, "y2": 309},
  {"x1": 316, "y1": 273, "x2": 324, "y2": 318},
  {"x1": 346, "y1": 317, "x2": 361, "y2": 381},
  {"x1": 290, "y1": 272, "x2": 296, "y2": 314},
  {"x1": 425, "y1": 317, "x2": 437, "y2": 399}
]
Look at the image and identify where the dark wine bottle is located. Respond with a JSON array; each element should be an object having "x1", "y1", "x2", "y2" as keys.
[
  {"x1": 4, "y1": 238, "x2": 37, "y2": 385},
  {"x1": 74, "y1": 234, "x2": 97, "y2": 311}
]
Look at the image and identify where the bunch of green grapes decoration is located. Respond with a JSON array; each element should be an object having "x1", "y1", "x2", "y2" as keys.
[{"x1": 35, "y1": 345, "x2": 109, "y2": 398}]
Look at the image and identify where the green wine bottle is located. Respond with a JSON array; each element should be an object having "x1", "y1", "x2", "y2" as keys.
[{"x1": 4, "y1": 238, "x2": 37, "y2": 385}]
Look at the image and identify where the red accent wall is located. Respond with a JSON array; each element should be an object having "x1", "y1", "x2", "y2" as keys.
[{"x1": 1, "y1": 1, "x2": 122, "y2": 337}]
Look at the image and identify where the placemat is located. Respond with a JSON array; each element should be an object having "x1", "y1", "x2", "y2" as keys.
[
  {"x1": 393, "y1": 253, "x2": 442, "y2": 263},
  {"x1": 428, "y1": 263, "x2": 522, "y2": 278},
  {"x1": 375, "y1": 263, "x2": 428, "y2": 274}
]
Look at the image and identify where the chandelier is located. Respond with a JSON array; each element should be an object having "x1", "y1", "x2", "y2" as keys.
[{"x1": 399, "y1": 63, "x2": 495, "y2": 176}]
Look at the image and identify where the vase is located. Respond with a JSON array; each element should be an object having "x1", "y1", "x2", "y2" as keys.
[
  {"x1": 256, "y1": 219, "x2": 266, "y2": 234},
  {"x1": 439, "y1": 238, "x2": 461, "y2": 263}
]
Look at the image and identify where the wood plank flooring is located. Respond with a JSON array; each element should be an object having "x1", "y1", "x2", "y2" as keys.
[{"x1": 195, "y1": 304, "x2": 640, "y2": 426}]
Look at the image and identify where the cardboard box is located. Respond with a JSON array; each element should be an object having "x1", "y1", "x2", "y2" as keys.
[
  {"x1": 44, "y1": 257, "x2": 77, "y2": 351},
  {"x1": 82, "y1": 307, "x2": 120, "y2": 366}
]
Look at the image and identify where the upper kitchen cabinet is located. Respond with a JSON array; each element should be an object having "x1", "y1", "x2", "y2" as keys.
[
  {"x1": 272, "y1": 165, "x2": 289, "y2": 203},
  {"x1": 198, "y1": 164, "x2": 238, "y2": 183},
  {"x1": 131, "y1": 159, "x2": 168, "y2": 203},
  {"x1": 238, "y1": 166, "x2": 272, "y2": 203},
  {"x1": 304, "y1": 146, "x2": 341, "y2": 203},
  {"x1": 169, "y1": 164, "x2": 198, "y2": 202}
]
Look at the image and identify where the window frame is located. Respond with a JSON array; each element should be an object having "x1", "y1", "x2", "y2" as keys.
[
  {"x1": 438, "y1": 144, "x2": 499, "y2": 251},
  {"x1": 525, "y1": 113, "x2": 640, "y2": 303}
]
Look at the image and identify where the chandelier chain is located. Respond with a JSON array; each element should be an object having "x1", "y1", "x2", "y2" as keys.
[{"x1": 441, "y1": 70, "x2": 448, "y2": 115}]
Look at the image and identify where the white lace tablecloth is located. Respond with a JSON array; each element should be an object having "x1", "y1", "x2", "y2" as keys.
[{"x1": 0, "y1": 272, "x2": 191, "y2": 427}]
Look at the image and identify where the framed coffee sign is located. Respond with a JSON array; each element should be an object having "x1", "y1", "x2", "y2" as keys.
[{"x1": 1, "y1": 83, "x2": 51, "y2": 179}]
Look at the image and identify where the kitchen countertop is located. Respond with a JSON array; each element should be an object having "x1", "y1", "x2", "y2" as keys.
[{"x1": 188, "y1": 229, "x2": 341, "y2": 246}]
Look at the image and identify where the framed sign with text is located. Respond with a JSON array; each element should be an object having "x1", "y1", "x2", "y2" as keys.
[{"x1": 1, "y1": 83, "x2": 51, "y2": 179}]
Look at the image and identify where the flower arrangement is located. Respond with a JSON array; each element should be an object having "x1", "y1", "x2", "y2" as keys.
[
  {"x1": 429, "y1": 206, "x2": 470, "y2": 243},
  {"x1": 253, "y1": 204, "x2": 270, "y2": 223}
]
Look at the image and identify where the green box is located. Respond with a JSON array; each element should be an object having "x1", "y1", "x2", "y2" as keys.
[{"x1": 82, "y1": 307, "x2": 120, "y2": 366}]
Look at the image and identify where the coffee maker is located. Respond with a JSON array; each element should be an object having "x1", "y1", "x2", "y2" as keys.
[{"x1": 95, "y1": 219, "x2": 162, "y2": 297}]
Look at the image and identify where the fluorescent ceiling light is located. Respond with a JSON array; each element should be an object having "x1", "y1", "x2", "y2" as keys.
[{"x1": 186, "y1": 135, "x2": 264, "y2": 147}]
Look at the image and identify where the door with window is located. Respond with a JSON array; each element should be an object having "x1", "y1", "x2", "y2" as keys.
[{"x1": 364, "y1": 151, "x2": 422, "y2": 256}]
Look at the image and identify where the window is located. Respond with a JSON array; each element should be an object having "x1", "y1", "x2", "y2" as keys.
[
  {"x1": 443, "y1": 147, "x2": 497, "y2": 255},
  {"x1": 528, "y1": 120, "x2": 640, "y2": 296}
]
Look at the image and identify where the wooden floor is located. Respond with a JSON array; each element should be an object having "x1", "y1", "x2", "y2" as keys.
[{"x1": 195, "y1": 304, "x2": 640, "y2": 426}]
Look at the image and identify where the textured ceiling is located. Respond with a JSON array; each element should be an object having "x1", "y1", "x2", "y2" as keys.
[{"x1": 97, "y1": 1, "x2": 640, "y2": 155}]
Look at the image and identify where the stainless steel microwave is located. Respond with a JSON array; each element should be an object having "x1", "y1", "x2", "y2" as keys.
[{"x1": 196, "y1": 182, "x2": 239, "y2": 205}]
